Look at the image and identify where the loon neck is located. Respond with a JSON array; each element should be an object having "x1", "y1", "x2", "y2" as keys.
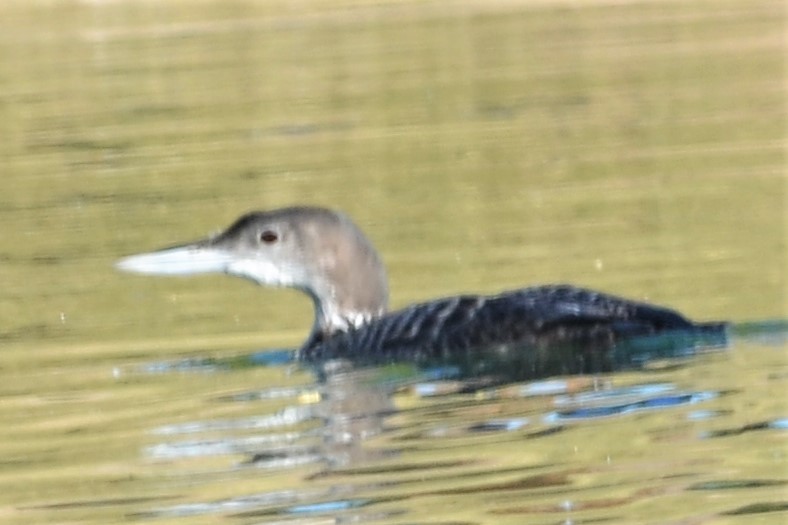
[
  {"x1": 305, "y1": 283, "x2": 385, "y2": 338},
  {"x1": 288, "y1": 208, "x2": 389, "y2": 336}
]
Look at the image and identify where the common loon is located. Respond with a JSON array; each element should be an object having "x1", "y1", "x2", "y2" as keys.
[{"x1": 117, "y1": 206, "x2": 726, "y2": 377}]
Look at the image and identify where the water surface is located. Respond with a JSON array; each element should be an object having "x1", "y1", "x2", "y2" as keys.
[{"x1": 0, "y1": 1, "x2": 785, "y2": 523}]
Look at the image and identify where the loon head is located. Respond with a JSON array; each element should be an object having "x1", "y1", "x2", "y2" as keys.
[{"x1": 116, "y1": 206, "x2": 389, "y2": 340}]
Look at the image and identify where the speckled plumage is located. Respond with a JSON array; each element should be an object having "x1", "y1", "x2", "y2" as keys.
[{"x1": 299, "y1": 284, "x2": 726, "y2": 377}]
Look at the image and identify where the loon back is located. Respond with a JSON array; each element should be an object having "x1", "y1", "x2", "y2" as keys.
[
  {"x1": 116, "y1": 206, "x2": 726, "y2": 377},
  {"x1": 300, "y1": 285, "x2": 726, "y2": 377}
]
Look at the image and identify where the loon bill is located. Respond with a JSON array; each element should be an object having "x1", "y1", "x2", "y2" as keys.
[{"x1": 116, "y1": 206, "x2": 727, "y2": 377}]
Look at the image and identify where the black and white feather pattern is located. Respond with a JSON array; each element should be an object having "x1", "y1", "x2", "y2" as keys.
[{"x1": 300, "y1": 285, "x2": 726, "y2": 378}]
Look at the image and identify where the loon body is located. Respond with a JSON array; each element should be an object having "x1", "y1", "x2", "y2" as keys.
[{"x1": 117, "y1": 207, "x2": 726, "y2": 377}]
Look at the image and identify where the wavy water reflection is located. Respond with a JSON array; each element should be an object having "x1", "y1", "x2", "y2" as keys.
[{"x1": 127, "y1": 324, "x2": 786, "y2": 522}]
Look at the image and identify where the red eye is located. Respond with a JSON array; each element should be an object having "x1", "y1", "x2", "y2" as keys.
[{"x1": 260, "y1": 230, "x2": 278, "y2": 244}]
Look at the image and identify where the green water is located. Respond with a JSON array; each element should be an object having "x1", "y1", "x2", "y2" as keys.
[{"x1": 0, "y1": 1, "x2": 785, "y2": 523}]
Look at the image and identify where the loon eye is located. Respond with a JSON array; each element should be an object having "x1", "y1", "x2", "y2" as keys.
[{"x1": 260, "y1": 230, "x2": 278, "y2": 244}]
